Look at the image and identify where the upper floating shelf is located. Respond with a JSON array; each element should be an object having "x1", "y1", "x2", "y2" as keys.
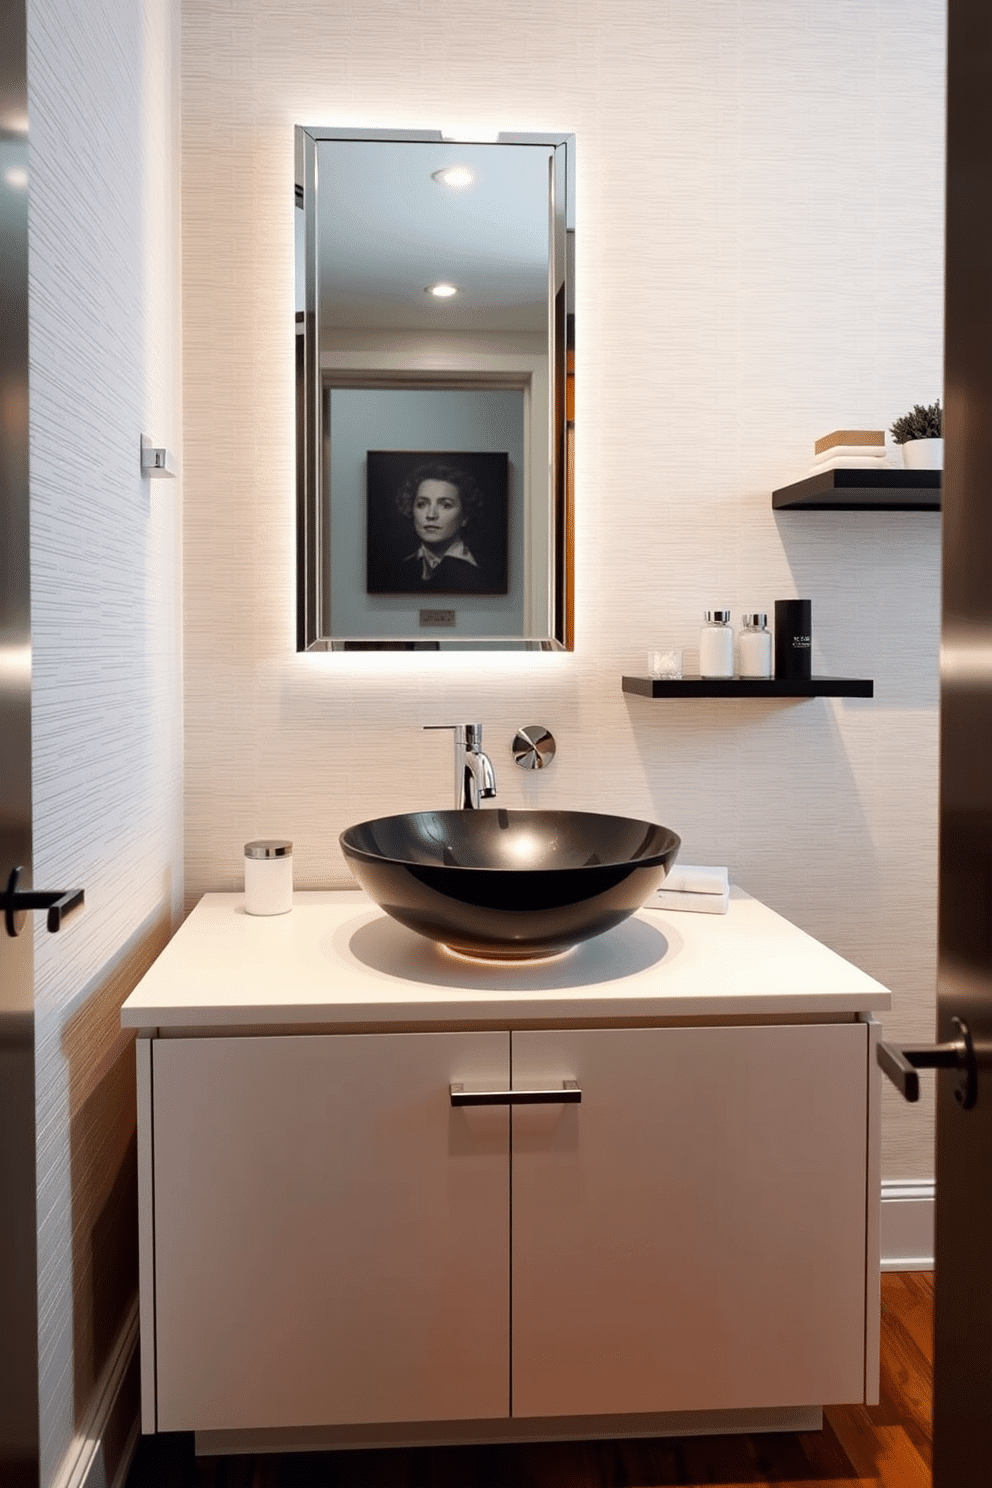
[
  {"x1": 622, "y1": 676, "x2": 874, "y2": 699},
  {"x1": 772, "y1": 469, "x2": 941, "y2": 511}
]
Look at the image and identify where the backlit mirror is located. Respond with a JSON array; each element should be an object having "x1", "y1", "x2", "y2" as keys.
[{"x1": 295, "y1": 127, "x2": 574, "y2": 651}]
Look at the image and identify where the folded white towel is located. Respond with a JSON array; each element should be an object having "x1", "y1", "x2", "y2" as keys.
[
  {"x1": 649, "y1": 886, "x2": 730, "y2": 915},
  {"x1": 663, "y1": 864, "x2": 729, "y2": 895},
  {"x1": 808, "y1": 451, "x2": 891, "y2": 476},
  {"x1": 811, "y1": 443, "x2": 888, "y2": 462}
]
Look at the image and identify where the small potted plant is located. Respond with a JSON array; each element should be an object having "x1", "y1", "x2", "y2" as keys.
[{"x1": 890, "y1": 398, "x2": 943, "y2": 469}]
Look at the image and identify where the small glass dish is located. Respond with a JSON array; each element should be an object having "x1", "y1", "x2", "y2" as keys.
[{"x1": 648, "y1": 648, "x2": 683, "y2": 680}]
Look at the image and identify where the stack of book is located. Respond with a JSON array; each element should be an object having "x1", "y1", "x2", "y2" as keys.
[{"x1": 808, "y1": 429, "x2": 889, "y2": 476}]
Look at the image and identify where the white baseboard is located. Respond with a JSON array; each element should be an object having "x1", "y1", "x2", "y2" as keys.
[
  {"x1": 880, "y1": 1179, "x2": 935, "y2": 1271},
  {"x1": 51, "y1": 1300, "x2": 140, "y2": 1488}
]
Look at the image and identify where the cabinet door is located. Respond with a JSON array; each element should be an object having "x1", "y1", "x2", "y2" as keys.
[
  {"x1": 511, "y1": 1024, "x2": 868, "y2": 1418},
  {"x1": 152, "y1": 1032, "x2": 509, "y2": 1432}
]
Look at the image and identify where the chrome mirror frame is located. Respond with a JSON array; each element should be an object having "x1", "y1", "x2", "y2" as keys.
[{"x1": 295, "y1": 126, "x2": 574, "y2": 652}]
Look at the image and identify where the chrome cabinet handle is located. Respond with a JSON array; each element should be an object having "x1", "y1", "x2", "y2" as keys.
[
  {"x1": 450, "y1": 1080, "x2": 580, "y2": 1106},
  {"x1": 2, "y1": 866, "x2": 85, "y2": 938},
  {"x1": 877, "y1": 1016, "x2": 978, "y2": 1111}
]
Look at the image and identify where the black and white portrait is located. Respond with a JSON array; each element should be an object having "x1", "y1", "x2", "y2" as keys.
[{"x1": 366, "y1": 450, "x2": 509, "y2": 596}]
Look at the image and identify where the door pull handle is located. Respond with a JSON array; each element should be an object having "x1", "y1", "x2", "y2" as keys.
[
  {"x1": 2, "y1": 866, "x2": 85, "y2": 938},
  {"x1": 450, "y1": 1080, "x2": 580, "y2": 1106},
  {"x1": 877, "y1": 1016, "x2": 978, "y2": 1111}
]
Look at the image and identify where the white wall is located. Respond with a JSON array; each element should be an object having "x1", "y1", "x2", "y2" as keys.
[
  {"x1": 182, "y1": 0, "x2": 944, "y2": 1183},
  {"x1": 27, "y1": 0, "x2": 183, "y2": 1481}
]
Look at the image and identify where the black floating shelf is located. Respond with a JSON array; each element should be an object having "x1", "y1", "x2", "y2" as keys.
[
  {"x1": 622, "y1": 676, "x2": 874, "y2": 699},
  {"x1": 772, "y1": 468, "x2": 941, "y2": 511}
]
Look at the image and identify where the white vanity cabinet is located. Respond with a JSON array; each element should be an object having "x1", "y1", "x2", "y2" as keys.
[
  {"x1": 124, "y1": 890, "x2": 889, "y2": 1451},
  {"x1": 148, "y1": 1031, "x2": 512, "y2": 1432},
  {"x1": 510, "y1": 1023, "x2": 869, "y2": 1419}
]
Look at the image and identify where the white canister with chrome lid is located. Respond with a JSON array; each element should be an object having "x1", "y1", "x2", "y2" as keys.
[
  {"x1": 699, "y1": 610, "x2": 734, "y2": 679},
  {"x1": 244, "y1": 840, "x2": 293, "y2": 915}
]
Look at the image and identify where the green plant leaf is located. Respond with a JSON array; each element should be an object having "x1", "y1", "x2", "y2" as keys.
[{"x1": 889, "y1": 399, "x2": 942, "y2": 443}]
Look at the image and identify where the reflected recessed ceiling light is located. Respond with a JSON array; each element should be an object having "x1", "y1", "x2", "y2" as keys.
[
  {"x1": 426, "y1": 282, "x2": 458, "y2": 298},
  {"x1": 432, "y1": 166, "x2": 474, "y2": 189},
  {"x1": 3, "y1": 166, "x2": 28, "y2": 190}
]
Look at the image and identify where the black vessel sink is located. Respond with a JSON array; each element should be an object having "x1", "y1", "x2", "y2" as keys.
[{"x1": 340, "y1": 809, "x2": 681, "y2": 961}]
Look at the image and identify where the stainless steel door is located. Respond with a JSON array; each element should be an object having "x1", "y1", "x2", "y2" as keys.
[
  {"x1": 882, "y1": 4, "x2": 992, "y2": 1480},
  {"x1": 934, "y1": 1, "x2": 992, "y2": 1479},
  {"x1": 0, "y1": 0, "x2": 38, "y2": 1481}
]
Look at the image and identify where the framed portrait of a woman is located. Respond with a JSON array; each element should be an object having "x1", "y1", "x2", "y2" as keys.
[{"x1": 365, "y1": 450, "x2": 510, "y2": 596}]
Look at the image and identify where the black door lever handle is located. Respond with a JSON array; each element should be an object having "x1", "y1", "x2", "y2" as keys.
[
  {"x1": 2, "y1": 866, "x2": 85, "y2": 938},
  {"x1": 877, "y1": 1015, "x2": 978, "y2": 1111}
]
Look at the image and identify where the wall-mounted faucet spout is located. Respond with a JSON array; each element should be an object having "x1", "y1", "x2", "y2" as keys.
[{"x1": 424, "y1": 724, "x2": 497, "y2": 809}]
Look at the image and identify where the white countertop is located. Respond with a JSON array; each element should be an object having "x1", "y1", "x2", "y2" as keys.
[{"x1": 120, "y1": 889, "x2": 892, "y2": 1029}]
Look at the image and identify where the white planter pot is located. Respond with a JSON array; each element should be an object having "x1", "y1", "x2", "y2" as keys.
[{"x1": 901, "y1": 437, "x2": 944, "y2": 470}]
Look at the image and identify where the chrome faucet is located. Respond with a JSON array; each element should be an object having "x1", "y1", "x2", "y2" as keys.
[{"x1": 424, "y1": 724, "x2": 497, "y2": 809}]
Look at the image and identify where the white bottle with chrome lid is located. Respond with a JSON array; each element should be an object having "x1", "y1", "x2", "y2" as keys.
[
  {"x1": 737, "y1": 612, "x2": 772, "y2": 679},
  {"x1": 244, "y1": 840, "x2": 293, "y2": 915},
  {"x1": 699, "y1": 610, "x2": 734, "y2": 679}
]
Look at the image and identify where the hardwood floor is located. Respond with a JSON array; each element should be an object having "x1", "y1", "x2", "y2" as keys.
[{"x1": 125, "y1": 1271, "x2": 933, "y2": 1488}]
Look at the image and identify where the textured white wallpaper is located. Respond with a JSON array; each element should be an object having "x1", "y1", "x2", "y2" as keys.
[
  {"x1": 182, "y1": 0, "x2": 944, "y2": 1181},
  {"x1": 27, "y1": 0, "x2": 183, "y2": 1482}
]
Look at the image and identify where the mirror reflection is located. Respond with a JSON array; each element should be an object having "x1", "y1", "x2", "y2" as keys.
[{"x1": 296, "y1": 128, "x2": 574, "y2": 651}]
